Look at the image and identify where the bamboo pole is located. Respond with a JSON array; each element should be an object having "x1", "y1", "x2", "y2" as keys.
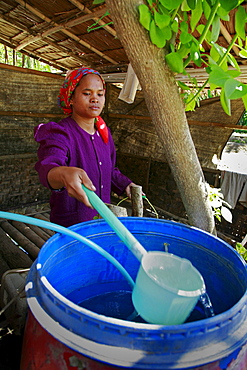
[
  {"x1": 33, "y1": 214, "x2": 55, "y2": 237},
  {"x1": 10, "y1": 221, "x2": 45, "y2": 249},
  {"x1": 0, "y1": 256, "x2": 10, "y2": 281},
  {"x1": 0, "y1": 227, "x2": 33, "y2": 269},
  {"x1": 27, "y1": 224, "x2": 51, "y2": 241},
  {"x1": 0, "y1": 220, "x2": 40, "y2": 259}
]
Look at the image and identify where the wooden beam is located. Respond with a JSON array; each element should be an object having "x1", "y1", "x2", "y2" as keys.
[
  {"x1": 0, "y1": 111, "x2": 64, "y2": 118},
  {"x1": 0, "y1": 63, "x2": 64, "y2": 79},
  {"x1": 68, "y1": 0, "x2": 116, "y2": 37},
  {"x1": 0, "y1": 36, "x2": 70, "y2": 72},
  {"x1": 14, "y1": 0, "x2": 118, "y2": 65},
  {"x1": 0, "y1": 12, "x2": 86, "y2": 67},
  {"x1": 15, "y1": 8, "x2": 108, "y2": 51},
  {"x1": 108, "y1": 113, "x2": 247, "y2": 130},
  {"x1": 220, "y1": 21, "x2": 239, "y2": 56}
]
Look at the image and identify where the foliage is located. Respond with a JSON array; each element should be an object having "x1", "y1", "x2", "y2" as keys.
[
  {"x1": 93, "y1": 0, "x2": 247, "y2": 115},
  {"x1": 206, "y1": 183, "x2": 232, "y2": 222},
  {"x1": 236, "y1": 242, "x2": 247, "y2": 261},
  {"x1": 136, "y1": 0, "x2": 247, "y2": 115},
  {"x1": 0, "y1": 44, "x2": 61, "y2": 73}
]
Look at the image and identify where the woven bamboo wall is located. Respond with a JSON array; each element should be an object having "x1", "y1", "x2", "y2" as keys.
[{"x1": 0, "y1": 66, "x2": 63, "y2": 209}]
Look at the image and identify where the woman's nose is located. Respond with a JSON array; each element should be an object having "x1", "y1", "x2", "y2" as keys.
[{"x1": 90, "y1": 94, "x2": 98, "y2": 102}]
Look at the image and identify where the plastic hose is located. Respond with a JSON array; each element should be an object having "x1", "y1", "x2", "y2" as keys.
[{"x1": 0, "y1": 211, "x2": 135, "y2": 289}]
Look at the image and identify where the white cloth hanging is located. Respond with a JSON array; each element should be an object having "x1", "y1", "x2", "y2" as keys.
[
  {"x1": 118, "y1": 64, "x2": 141, "y2": 104},
  {"x1": 220, "y1": 171, "x2": 247, "y2": 209}
]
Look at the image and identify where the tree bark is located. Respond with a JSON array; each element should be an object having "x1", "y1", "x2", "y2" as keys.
[{"x1": 106, "y1": 0, "x2": 215, "y2": 234}]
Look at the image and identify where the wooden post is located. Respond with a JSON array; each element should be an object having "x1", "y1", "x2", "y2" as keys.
[{"x1": 131, "y1": 184, "x2": 143, "y2": 217}]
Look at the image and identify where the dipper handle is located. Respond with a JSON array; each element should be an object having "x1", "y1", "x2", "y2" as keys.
[{"x1": 82, "y1": 185, "x2": 147, "y2": 261}]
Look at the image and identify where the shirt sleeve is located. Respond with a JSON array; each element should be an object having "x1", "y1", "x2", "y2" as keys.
[
  {"x1": 108, "y1": 130, "x2": 132, "y2": 195},
  {"x1": 34, "y1": 121, "x2": 70, "y2": 189}
]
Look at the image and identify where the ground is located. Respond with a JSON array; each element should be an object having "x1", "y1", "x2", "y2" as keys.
[{"x1": 0, "y1": 325, "x2": 23, "y2": 369}]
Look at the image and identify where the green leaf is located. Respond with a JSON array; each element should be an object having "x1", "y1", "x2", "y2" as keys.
[
  {"x1": 180, "y1": 21, "x2": 188, "y2": 32},
  {"x1": 190, "y1": 0, "x2": 203, "y2": 32},
  {"x1": 235, "y1": 6, "x2": 247, "y2": 40},
  {"x1": 220, "y1": 0, "x2": 239, "y2": 12},
  {"x1": 239, "y1": 49, "x2": 247, "y2": 58},
  {"x1": 211, "y1": 15, "x2": 220, "y2": 42},
  {"x1": 154, "y1": 10, "x2": 170, "y2": 28},
  {"x1": 93, "y1": 0, "x2": 105, "y2": 3},
  {"x1": 162, "y1": 26, "x2": 172, "y2": 40},
  {"x1": 196, "y1": 24, "x2": 205, "y2": 35},
  {"x1": 238, "y1": 37, "x2": 243, "y2": 49},
  {"x1": 177, "y1": 44, "x2": 190, "y2": 58},
  {"x1": 190, "y1": 44, "x2": 202, "y2": 66},
  {"x1": 224, "y1": 79, "x2": 247, "y2": 99},
  {"x1": 227, "y1": 53, "x2": 240, "y2": 71},
  {"x1": 209, "y1": 46, "x2": 220, "y2": 63},
  {"x1": 180, "y1": 31, "x2": 193, "y2": 44},
  {"x1": 159, "y1": 0, "x2": 183, "y2": 10},
  {"x1": 171, "y1": 19, "x2": 179, "y2": 33},
  {"x1": 165, "y1": 52, "x2": 184, "y2": 73},
  {"x1": 208, "y1": 65, "x2": 231, "y2": 87},
  {"x1": 187, "y1": 0, "x2": 197, "y2": 9},
  {"x1": 202, "y1": 0, "x2": 211, "y2": 20},
  {"x1": 227, "y1": 69, "x2": 241, "y2": 78},
  {"x1": 236, "y1": 243, "x2": 247, "y2": 261},
  {"x1": 177, "y1": 80, "x2": 190, "y2": 90},
  {"x1": 220, "y1": 88, "x2": 231, "y2": 115},
  {"x1": 149, "y1": 20, "x2": 167, "y2": 48},
  {"x1": 210, "y1": 42, "x2": 227, "y2": 59},
  {"x1": 241, "y1": 94, "x2": 247, "y2": 111},
  {"x1": 181, "y1": 0, "x2": 191, "y2": 11},
  {"x1": 217, "y1": 5, "x2": 230, "y2": 21},
  {"x1": 138, "y1": 4, "x2": 152, "y2": 31},
  {"x1": 185, "y1": 94, "x2": 196, "y2": 111},
  {"x1": 196, "y1": 24, "x2": 211, "y2": 42}
]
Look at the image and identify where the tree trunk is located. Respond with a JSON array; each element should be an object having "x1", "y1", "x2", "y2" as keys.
[{"x1": 106, "y1": 0, "x2": 215, "y2": 234}]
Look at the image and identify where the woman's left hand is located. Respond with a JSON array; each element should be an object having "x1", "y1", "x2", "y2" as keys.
[{"x1": 125, "y1": 182, "x2": 136, "y2": 198}]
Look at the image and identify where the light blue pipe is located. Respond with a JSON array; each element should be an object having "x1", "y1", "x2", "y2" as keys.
[
  {"x1": 0, "y1": 211, "x2": 135, "y2": 289},
  {"x1": 82, "y1": 185, "x2": 147, "y2": 261}
]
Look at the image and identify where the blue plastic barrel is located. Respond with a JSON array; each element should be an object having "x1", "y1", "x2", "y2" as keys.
[{"x1": 21, "y1": 218, "x2": 247, "y2": 369}]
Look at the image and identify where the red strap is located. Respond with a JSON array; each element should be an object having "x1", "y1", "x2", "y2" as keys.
[{"x1": 94, "y1": 116, "x2": 108, "y2": 144}]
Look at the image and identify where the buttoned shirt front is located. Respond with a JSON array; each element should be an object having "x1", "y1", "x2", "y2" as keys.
[{"x1": 34, "y1": 117, "x2": 131, "y2": 227}]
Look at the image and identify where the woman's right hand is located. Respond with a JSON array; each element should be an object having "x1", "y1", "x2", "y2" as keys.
[{"x1": 47, "y1": 166, "x2": 96, "y2": 208}]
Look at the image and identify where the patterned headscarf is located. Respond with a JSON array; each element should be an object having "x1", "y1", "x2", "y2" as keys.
[
  {"x1": 58, "y1": 67, "x2": 105, "y2": 115},
  {"x1": 58, "y1": 67, "x2": 108, "y2": 143}
]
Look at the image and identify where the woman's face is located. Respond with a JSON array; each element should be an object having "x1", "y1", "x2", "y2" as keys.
[{"x1": 70, "y1": 74, "x2": 105, "y2": 119}]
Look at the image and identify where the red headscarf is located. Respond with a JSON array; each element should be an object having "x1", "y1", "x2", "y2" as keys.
[{"x1": 58, "y1": 67, "x2": 108, "y2": 143}]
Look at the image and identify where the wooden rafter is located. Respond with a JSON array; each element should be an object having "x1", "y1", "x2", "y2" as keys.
[
  {"x1": 15, "y1": 7, "x2": 107, "y2": 51},
  {"x1": 13, "y1": 0, "x2": 118, "y2": 65},
  {"x1": 0, "y1": 35, "x2": 70, "y2": 71},
  {"x1": 68, "y1": 0, "x2": 116, "y2": 37},
  {"x1": 220, "y1": 21, "x2": 239, "y2": 56},
  {"x1": 0, "y1": 13, "x2": 92, "y2": 67}
]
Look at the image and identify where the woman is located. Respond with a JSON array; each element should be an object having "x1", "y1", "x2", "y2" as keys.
[{"x1": 34, "y1": 67, "x2": 134, "y2": 227}]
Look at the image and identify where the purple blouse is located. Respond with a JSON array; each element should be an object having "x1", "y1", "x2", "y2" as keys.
[{"x1": 34, "y1": 117, "x2": 132, "y2": 227}]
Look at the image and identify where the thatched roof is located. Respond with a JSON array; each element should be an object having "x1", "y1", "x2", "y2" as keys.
[{"x1": 1, "y1": 0, "x2": 247, "y2": 83}]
